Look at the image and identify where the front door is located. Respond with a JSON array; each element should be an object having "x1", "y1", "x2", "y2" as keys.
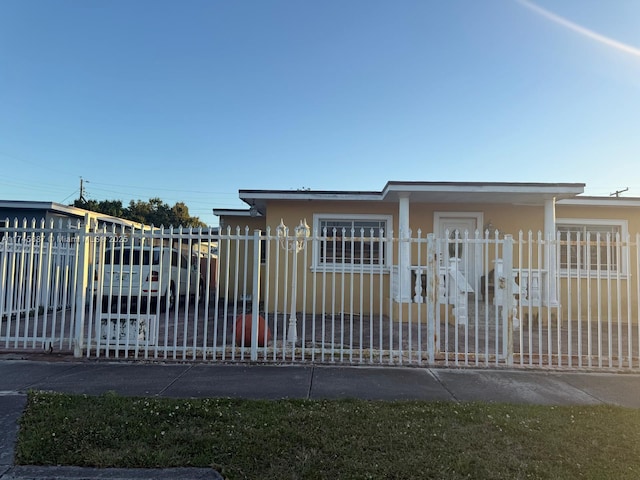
[{"x1": 435, "y1": 213, "x2": 482, "y2": 293}]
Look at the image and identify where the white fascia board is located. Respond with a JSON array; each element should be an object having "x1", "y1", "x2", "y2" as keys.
[
  {"x1": 0, "y1": 200, "x2": 149, "y2": 229},
  {"x1": 213, "y1": 209, "x2": 254, "y2": 217},
  {"x1": 239, "y1": 191, "x2": 382, "y2": 202},
  {"x1": 0, "y1": 200, "x2": 88, "y2": 217},
  {"x1": 383, "y1": 183, "x2": 584, "y2": 197},
  {"x1": 0, "y1": 200, "x2": 57, "y2": 211},
  {"x1": 51, "y1": 202, "x2": 87, "y2": 216},
  {"x1": 558, "y1": 198, "x2": 640, "y2": 207}
]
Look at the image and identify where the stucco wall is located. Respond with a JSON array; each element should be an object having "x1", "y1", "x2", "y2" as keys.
[{"x1": 217, "y1": 200, "x2": 640, "y2": 323}]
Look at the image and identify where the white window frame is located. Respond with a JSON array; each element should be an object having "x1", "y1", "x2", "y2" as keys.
[
  {"x1": 312, "y1": 213, "x2": 392, "y2": 272},
  {"x1": 556, "y1": 218, "x2": 629, "y2": 277}
]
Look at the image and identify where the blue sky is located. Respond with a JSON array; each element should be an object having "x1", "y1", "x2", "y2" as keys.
[{"x1": 1, "y1": 0, "x2": 640, "y2": 226}]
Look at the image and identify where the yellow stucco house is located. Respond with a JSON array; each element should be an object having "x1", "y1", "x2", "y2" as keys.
[{"x1": 214, "y1": 181, "x2": 640, "y2": 325}]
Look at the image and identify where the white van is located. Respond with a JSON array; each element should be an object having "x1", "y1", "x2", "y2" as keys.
[{"x1": 97, "y1": 246, "x2": 203, "y2": 313}]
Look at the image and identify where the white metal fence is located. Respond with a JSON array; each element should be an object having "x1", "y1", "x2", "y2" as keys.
[
  {"x1": 1, "y1": 219, "x2": 639, "y2": 370},
  {"x1": 0, "y1": 219, "x2": 80, "y2": 351}
]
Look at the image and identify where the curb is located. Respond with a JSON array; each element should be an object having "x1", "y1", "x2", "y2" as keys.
[{"x1": 0, "y1": 466, "x2": 223, "y2": 480}]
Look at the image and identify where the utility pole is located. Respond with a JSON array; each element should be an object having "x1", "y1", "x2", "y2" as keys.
[
  {"x1": 78, "y1": 177, "x2": 87, "y2": 203},
  {"x1": 610, "y1": 187, "x2": 628, "y2": 197}
]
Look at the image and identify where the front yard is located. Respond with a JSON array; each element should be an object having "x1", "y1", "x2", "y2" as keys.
[{"x1": 17, "y1": 391, "x2": 640, "y2": 479}]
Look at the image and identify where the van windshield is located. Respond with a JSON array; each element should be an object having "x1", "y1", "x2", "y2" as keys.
[{"x1": 104, "y1": 248, "x2": 160, "y2": 265}]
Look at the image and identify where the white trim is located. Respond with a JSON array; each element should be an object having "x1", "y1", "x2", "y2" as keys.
[
  {"x1": 0, "y1": 200, "x2": 146, "y2": 230},
  {"x1": 311, "y1": 213, "x2": 393, "y2": 271},
  {"x1": 238, "y1": 182, "x2": 586, "y2": 212},
  {"x1": 558, "y1": 198, "x2": 640, "y2": 207},
  {"x1": 556, "y1": 218, "x2": 629, "y2": 276},
  {"x1": 384, "y1": 183, "x2": 584, "y2": 196},
  {"x1": 0, "y1": 200, "x2": 79, "y2": 214},
  {"x1": 557, "y1": 218, "x2": 628, "y2": 236},
  {"x1": 213, "y1": 209, "x2": 257, "y2": 217},
  {"x1": 312, "y1": 213, "x2": 394, "y2": 233},
  {"x1": 240, "y1": 191, "x2": 382, "y2": 202},
  {"x1": 433, "y1": 211, "x2": 484, "y2": 234}
]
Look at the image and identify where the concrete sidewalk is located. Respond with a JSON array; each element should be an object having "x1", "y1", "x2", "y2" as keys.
[{"x1": 1, "y1": 358, "x2": 640, "y2": 479}]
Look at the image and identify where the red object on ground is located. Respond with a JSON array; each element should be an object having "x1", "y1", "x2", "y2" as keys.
[{"x1": 235, "y1": 314, "x2": 272, "y2": 347}]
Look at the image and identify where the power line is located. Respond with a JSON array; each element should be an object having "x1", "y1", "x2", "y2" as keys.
[
  {"x1": 0, "y1": 150, "x2": 77, "y2": 177},
  {"x1": 60, "y1": 190, "x2": 80, "y2": 204},
  {"x1": 85, "y1": 186, "x2": 241, "y2": 206},
  {"x1": 88, "y1": 180, "x2": 238, "y2": 196}
]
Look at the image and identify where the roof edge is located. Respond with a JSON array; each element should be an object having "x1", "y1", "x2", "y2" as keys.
[
  {"x1": 382, "y1": 181, "x2": 586, "y2": 196},
  {"x1": 559, "y1": 196, "x2": 640, "y2": 207}
]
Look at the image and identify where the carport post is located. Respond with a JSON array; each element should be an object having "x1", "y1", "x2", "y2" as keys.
[
  {"x1": 250, "y1": 229, "x2": 262, "y2": 361},
  {"x1": 73, "y1": 214, "x2": 91, "y2": 357}
]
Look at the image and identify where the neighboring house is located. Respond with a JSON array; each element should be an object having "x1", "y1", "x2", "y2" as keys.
[
  {"x1": 0, "y1": 200, "x2": 149, "y2": 317},
  {"x1": 0, "y1": 199, "x2": 148, "y2": 270},
  {"x1": 0, "y1": 200, "x2": 142, "y2": 232},
  {"x1": 214, "y1": 181, "x2": 640, "y2": 322},
  {"x1": 1, "y1": 201, "x2": 220, "y2": 323},
  {"x1": 0, "y1": 199, "x2": 218, "y2": 269}
]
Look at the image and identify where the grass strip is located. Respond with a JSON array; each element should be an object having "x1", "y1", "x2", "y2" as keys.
[{"x1": 16, "y1": 391, "x2": 640, "y2": 479}]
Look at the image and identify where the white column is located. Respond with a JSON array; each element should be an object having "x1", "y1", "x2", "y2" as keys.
[
  {"x1": 544, "y1": 198, "x2": 559, "y2": 306},
  {"x1": 398, "y1": 193, "x2": 412, "y2": 302}
]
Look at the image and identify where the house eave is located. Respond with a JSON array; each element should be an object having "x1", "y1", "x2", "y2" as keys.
[
  {"x1": 239, "y1": 189, "x2": 382, "y2": 202},
  {"x1": 238, "y1": 189, "x2": 382, "y2": 215},
  {"x1": 237, "y1": 182, "x2": 586, "y2": 214},
  {"x1": 0, "y1": 200, "x2": 146, "y2": 229},
  {"x1": 558, "y1": 196, "x2": 640, "y2": 207},
  {"x1": 213, "y1": 208, "x2": 263, "y2": 218},
  {"x1": 0, "y1": 200, "x2": 87, "y2": 219},
  {"x1": 382, "y1": 181, "x2": 586, "y2": 204}
]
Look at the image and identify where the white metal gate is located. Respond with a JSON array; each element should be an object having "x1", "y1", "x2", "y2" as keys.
[{"x1": 1, "y1": 219, "x2": 639, "y2": 370}]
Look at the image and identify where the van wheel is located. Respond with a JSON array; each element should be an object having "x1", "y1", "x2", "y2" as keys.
[{"x1": 160, "y1": 284, "x2": 176, "y2": 312}]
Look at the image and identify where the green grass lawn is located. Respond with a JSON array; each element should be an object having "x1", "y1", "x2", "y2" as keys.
[{"x1": 16, "y1": 391, "x2": 640, "y2": 480}]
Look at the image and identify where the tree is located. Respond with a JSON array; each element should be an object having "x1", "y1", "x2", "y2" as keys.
[
  {"x1": 74, "y1": 199, "x2": 124, "y2": 218},
  {"x1": 172, "y1": 202, "x2": 201, "y2": 228},
  {"x1": 126, "y1": 198, "x2": 170, "y2": 226},
  {"x1": 97, "y1": 200, "x2": 125, "y2": 218},
  {"x1": 74, "y1": 197, "x2": 206, "y2": 228}
]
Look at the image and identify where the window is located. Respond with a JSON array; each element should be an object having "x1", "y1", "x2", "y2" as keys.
[
  {"x1": 313, "y1": 215, "x2": 390, "y2": 268},
  {"x1": 104, "y1": 248, "x2": 159, "y2": 266},
  {"x1": 557, "y1": 220, "x2": 627, "y2": 273},
  {"x1": 102, "y1": 247, "x2": 189, "y2": 268}
]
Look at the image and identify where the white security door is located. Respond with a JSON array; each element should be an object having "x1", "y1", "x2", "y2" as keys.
[{"x1": 435, "y1": 214, "x2": 482, "y2": 293}]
